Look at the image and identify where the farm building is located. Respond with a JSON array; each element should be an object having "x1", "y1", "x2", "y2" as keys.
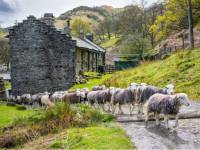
[{"x1": 9, "y1": 13, "x2": 106, "y2": 95}]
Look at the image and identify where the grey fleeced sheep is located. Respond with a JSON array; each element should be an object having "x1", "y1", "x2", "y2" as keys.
[
  {"x1": 63, "y1": 90, "x2": 86, "y2": 104},
  {"x1": 137, "y1": 84, "x2": 174, "y2": 114},
  {"x1": 143, "y1": 93, "x2": 190, "y2": 129},
  {"x1": 51, "y1": 91, "x2": 67, "y2": 102},
  {"x1": 87, "y1": 88, "x2": 112, "y2": 111},
  {"x1": 41, "y1": 94, "x2": 55, "y2": 108},
  {"x1": 111, "y1": 85, "x2": 138, "y2": 115}
]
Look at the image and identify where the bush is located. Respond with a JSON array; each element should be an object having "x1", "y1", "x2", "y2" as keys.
[{"x1": 0, "y1": 103, "x2": 114, "y2": 148}]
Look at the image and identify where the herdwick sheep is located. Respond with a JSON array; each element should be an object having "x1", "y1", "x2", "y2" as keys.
[
  {"x1": 79, "y1": 88, "x2": 89, "y2": 104},
  {"x1": 51, "y1": 91, "x2": 68, "y2": 103},
  {"x1": 31, "y1": 92, "x2": 50, "y2": 106},
  {"x1": 111, "y1": 85, "x2": 138, "y2": 115},
  {"x1": 92, "y1": 85, "x2": 106, "y2": 91},
  {"x1": 63, "y1": 90, "x2": 83, "y2": 104},
  {"x1": 87, "y1": 91, "x2": 99, "y2": 107},
  {"x1": 143, "y1": 93, "x2": 190, "y2": 129},
  {"x1": 41, "y1": 94, "x2": 55, "y2": 108},
  {"x1": 86, "y1": 89, "x2": 111, "y2": 111},
  {"x1": 21, "y1": 94, "x2": 32, "y2": 105},
  {"x1": 96, "y1": 89, "x2": 113, "y2": 111},
  {"x1": 138, "y1": 84, "x2": 174, "y2": 114}
]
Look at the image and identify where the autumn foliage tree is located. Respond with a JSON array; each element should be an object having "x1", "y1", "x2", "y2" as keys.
[{"x1": 71, "y1": 17, "x2": 92, "y2": 37}]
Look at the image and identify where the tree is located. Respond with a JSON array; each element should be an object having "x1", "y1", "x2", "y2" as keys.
[
  {"x1": 188, "y1": 0, "x2": 194, "y2": 49},
  {"x1": 71, "y1": 17, "x2": 92, "y2": 37},
  {"x1": 150, "y1": 0, "x2": 200, "y2": 44},
  {"x1": 120, "y1": 34, "x2": 151, "y2": 60}
]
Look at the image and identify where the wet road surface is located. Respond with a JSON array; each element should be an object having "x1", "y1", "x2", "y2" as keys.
[{"x1": 117, "y1": 101, "x2": 200, "y2": 150}]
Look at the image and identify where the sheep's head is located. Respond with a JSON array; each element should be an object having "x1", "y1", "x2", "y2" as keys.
[
  {"x1": 101, "y1": 85, "x2": 106, "y2": 89},
  {"x1": 77, "y1": 89, "x2": 88, "y2": 98},
  {"x1": 76, "y1": 89, "x2": 81, "y2": 97},
  {"x1": 175, "y1": 93, "x2": 190, "y2": 106},
  {"x1": 165, "y1": 84, "x2": 174, "y2": 94}
]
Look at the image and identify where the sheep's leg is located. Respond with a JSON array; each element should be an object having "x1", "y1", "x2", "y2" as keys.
[
  {"x1": 145, "y1": 112, "x2": 149, "y2": 127},
  {"x1": 129, "y1": 104, "x2": 132, "y2": 116},
  {"x1": 139, "y1": 104, "x2": 143, "y2": 114},
  {"x1": 131, "y1": 104, "x2": 135, "y2": 113},
  {"x1": 164, "y1": 115, "x2": 169, "y2": 129},
  {"x1": 155, "y1": 113, "x2": 160, "y2": 126},
  {"x1": 107, "y1": 102, "x2": 111, "y2": 112},
  {"x1": 101, "y1": 103, "x2": 105, "y2": 111},
  {"x1": 118, "y1": 104, "x2": 123, "y2": 115},
  {"x1": 174, "y1": 114, "x2": 179, "y2": 128},
  {"x1": 111, "y1": 103, "x2": 116, "y2": 114}
]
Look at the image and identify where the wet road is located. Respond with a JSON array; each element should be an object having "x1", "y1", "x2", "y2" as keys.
[{"x1": 117, "y1": 101, "x2": 200, "y2": 150}]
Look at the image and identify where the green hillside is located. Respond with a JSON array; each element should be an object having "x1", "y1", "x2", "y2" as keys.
[
  {"x1": 55, "y1": 5, "x2": 121, "y2": 29},
  {"x1": 102, "y1": 49, "x2": 200, "y2": 100}
]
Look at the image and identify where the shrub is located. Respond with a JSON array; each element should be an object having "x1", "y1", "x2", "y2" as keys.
[{"x1": 0, "y1": 103, "x2": 114, "y2": 148}]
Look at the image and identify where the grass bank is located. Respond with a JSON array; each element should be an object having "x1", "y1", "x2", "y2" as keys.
[
  {"x1": 0, "y1": 103, "x2": 127, "y2": 148},
  {"x1": 50, "y1": 125, "x2": 133, "y2": 150},
  {"x1": 0, "y1": 104, "x2": 35, "y2": 128},
  {"x1": 71, "y1": 73, "x2": 113, "y2": 90},
  {"x1": 103, "y1": 49, "x2": 200, "y2": 100}
]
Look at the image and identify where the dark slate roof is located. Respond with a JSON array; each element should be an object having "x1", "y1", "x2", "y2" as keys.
[{"x1": 72, "y1": 37, "x2": 106, "y2": 53}]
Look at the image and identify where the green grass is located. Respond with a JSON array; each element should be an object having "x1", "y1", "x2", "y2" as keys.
[
  {"x1": 0, "y1": 104, "x2": 35, "y2": 128},
  {"x1": 100, "y1": 36, "x2": 120, "y2": 49},
  {"x1": 50, "y1": 125, "x2": 133, "y2": 150},
  {"x1": 103, "y1": 49, "x2": 200, "y2": 100},
  {"x1": 71, "y1": 74, "x2": 113, "y2": 90}
]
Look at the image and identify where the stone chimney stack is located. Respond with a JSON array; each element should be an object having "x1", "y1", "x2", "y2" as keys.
[
  {"x1": 79, "y1": 29, "x2": 84, "y2": 39},
  {"x1": 41, "y1": 13, "x2": 54, "y2": 26},
  {"x1": 63, "y1": 18, "x2": 71, "y2": 37}
]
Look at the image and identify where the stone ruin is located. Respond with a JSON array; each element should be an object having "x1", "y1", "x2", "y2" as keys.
[{"x1": 9, "y1": 14, "x2": 77, "y2": 95}]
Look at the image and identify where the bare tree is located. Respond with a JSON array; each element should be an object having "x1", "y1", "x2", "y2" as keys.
[{"x1": 188, "y1": 0, "x2": 194, "y2": 49}]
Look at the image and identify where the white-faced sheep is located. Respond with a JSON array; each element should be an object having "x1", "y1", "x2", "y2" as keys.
[
  {"x1": 31, "y1": 92, "x2": 50, "y2": 106},
  {"x1": 137, "y1": 84, "x2": 174, "y2": 114},
  {"x1": 143, "y1": 93, "x2": 190, "y2": 129},
  {"x1": 95, "y1": 89, "x2": 113, "y2": 111},
  {"x1": 111, "y1": 85, "x2": 138, "y2": 115},
  {"x1": 41, "y1": 93, "x2": 55, "y2": 108},
  {"x1": 63, "y1": 90, "x2": 84, "y2": 104},
  {"x1": 51, "y1": 91, "x2": 68, "y2": 102}
]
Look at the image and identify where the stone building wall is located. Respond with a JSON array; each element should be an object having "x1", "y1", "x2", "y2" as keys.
[{"x1": 9, "y1": 16, "x2": 76, "y2": 95}]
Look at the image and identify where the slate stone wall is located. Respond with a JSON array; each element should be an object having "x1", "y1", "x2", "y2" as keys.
[{"x1": 9, "y1": 16, "x2": 76, "y2": 95}]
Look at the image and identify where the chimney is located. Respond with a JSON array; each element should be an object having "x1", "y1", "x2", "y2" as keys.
[
  {"x1": 63, "y1": 18, "x2": 71, "y2": 37},
  {"x1": 41, "y1": 13, "x2": 54, "y2": 26},
  {"x1": 86, "y1": 33, "x2": 94, "y2": 42},
  {"x1": 79, "y1": 29, "x2": 84, "y2": 39}
]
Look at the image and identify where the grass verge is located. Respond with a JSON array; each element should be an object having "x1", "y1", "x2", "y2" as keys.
[
  {"x1": 0, "y1": 104, "x2": 35, "y2": 128},
  {"x1": 50, "y1": 125, "x2": 133, "y2": 150}
]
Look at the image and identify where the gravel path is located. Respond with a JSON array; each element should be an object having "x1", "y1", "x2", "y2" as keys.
[{"x1": 117, "y1": 101, "x2": 200, "y2": 150}]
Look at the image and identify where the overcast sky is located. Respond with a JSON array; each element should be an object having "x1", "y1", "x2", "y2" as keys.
[{"x1": 0, "y1": 0, "x2": 158, "y2": 27}]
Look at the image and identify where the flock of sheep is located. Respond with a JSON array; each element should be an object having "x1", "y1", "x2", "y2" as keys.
[{"x1": 8, "y1": 83, "x2": 190, "y2": 129}]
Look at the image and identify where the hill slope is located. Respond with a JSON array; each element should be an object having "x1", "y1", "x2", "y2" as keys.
[
  {"x1": 103, "y1": 49, "x2": 200, "y2": 100},
  {"x1": 55, "y1": 5, "x2": 121, "y2": 29}
]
